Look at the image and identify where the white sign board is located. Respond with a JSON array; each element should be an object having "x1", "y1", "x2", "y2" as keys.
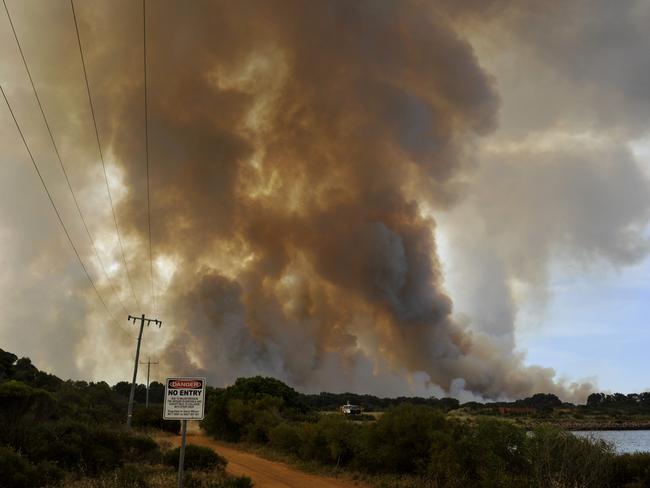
[{"x1": 163, "y1": 377, "x2": 206, "y2": 420}]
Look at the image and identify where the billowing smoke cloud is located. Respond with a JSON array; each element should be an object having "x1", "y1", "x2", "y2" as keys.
[
  {"x1": 108, "y1": 0, "x2": 514, "y2": 397},
  {"x1": 437, "y1": 0, "x2": 650, "y2": 399},
  {"x1": 1, "y1": 0, "x2": 648, "y2": 402}
]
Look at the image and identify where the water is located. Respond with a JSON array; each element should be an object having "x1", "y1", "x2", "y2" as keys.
[{"x1": 572, "y1": 430, "x2": 650, "y2": 454}]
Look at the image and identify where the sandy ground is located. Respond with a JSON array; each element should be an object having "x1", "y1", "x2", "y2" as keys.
[{"x1": 165, "y1": 422, "x2": 368, "y2": 488}]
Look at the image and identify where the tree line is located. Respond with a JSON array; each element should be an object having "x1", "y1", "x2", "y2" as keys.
[
  {"x1": 201, "y1": 376, "x2": 650, "y2": 487},
  {"x1": 5, "y1": 346, "x2": 650, "y2": 487},
  {"x1": 0, "y1": 348, "x2": 256, "y2": 487}
]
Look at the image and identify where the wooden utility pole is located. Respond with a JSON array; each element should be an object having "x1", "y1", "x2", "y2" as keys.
[
  {"x1": 140, "y1": 356, "x2": 159, "y2": 408},
  {"x1": 127, "y1": 314, "x2": 161, "y2": 428}
]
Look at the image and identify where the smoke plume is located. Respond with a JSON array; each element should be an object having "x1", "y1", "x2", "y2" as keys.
[{"x1": 1, "y1": 0, "x2": 649, "y2": 401}]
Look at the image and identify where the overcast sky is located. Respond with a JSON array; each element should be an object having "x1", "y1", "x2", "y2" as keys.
[{"x1": 1, "y1": 0, "x2": 649, "y2": 401}]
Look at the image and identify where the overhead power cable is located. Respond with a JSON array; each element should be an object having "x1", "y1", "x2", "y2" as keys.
[
  {"x1": 143, "y1": 0, "x2": 155, "y2": 313},
  {"x1": 70, "y1": 0, "x2": 140, "y2": 310},
  {"x1": 2, "y1": 0, "x2": 129, "y2": 318},
  {"x1": 1, "y1": 85, "x2": 128, "y2": 335}
]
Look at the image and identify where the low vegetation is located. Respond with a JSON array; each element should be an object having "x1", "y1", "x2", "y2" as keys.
[
  {"x1": 203, "y1": 377, "x2": 650, "y2": 487},
  {"x1": 163, "y1": 445, "x2": 227, "y2": 471},
  {"x1": 0, "y1": 348, "x2": 250, "y2": 488},
  {"x1": 6, "y1": 346, "x2": 650, "y2": 487}
]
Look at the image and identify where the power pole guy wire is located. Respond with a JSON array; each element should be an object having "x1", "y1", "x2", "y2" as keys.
[
  {"x1": 71, "y1": 0, "x2": 140, "y2": 310},
  {"x1": 3, "y1": 0, "x2": 129, "y2": 318},
  {"x1": 1, "y1": 85, "x2": 125, "y2": 334},
  {"x1": 126, "y1": 313, "x2": 161, "y2": 428}
]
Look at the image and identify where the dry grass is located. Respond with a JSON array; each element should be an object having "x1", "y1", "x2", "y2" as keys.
[{"x1": 63, "y1": 464, "x2": 234, "y2": 488}]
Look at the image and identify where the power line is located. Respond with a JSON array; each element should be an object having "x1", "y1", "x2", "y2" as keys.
[
  {"x1": 143, "y1": 0, "x2": 155, "y2": 313},
  {"x1": 70, "y1": 0, "x2": 140, "y2": 310},
  {"x1": 2, "y1": 0, "x2": 129, "y2": 318},
  {"x1": 1, "y1": 85, "x2": 127, "y2": 335}
]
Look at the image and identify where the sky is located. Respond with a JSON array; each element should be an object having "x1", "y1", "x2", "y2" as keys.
[{"x1": 1, "y1": 0, "x2": 649, "y2": 402}]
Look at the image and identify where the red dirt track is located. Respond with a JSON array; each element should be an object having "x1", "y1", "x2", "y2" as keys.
[{"x1": 168, "y1": 422, "x2": 368, "y2": 488}]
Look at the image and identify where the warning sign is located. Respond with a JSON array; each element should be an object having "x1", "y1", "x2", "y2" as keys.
[{"x1": 163, "y1": 377, "x2": 206, "y2": 420}]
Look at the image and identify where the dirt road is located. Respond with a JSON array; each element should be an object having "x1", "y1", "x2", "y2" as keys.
[{"x1": 167, "y1": 423, "x2": 368, "y2": 488}]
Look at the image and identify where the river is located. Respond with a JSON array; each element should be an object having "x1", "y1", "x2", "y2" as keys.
[{"x1": 572, "y1": 430, "x2": 650, "y2": 454}]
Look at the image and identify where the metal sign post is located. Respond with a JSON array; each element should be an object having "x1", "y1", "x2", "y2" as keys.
[
  {"x1": 163, "y1": 377, "x2": 206, "y2": 488},
  {"x1": 178, "y1": 419, "x2": 187, "y2": 488}
]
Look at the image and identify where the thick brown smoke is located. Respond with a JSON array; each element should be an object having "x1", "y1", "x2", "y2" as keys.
[
  {"x1": 13, "y1": 0, "x2": 650, "y2": 400},
  {"x1": 65, "y1": 0, "x2": 594, "y2": 400}
]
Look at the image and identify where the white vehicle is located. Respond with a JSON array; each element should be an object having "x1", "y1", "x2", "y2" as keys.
[{"x1": 340, "y1": 401, "x2": 362, "y2": 415}]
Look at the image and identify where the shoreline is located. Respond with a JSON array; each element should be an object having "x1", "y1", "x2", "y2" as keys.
[
  {"x1": 569, "y1": 425, "x2": 650, "y2": 431},
  {"x1": 512, "y1": 420, "x2": 650, "y2": 431}
]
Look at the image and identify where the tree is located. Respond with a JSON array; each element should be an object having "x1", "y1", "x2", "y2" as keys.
[{"x1": 0, "y1": 349, "x2": 17, "y2": 380}]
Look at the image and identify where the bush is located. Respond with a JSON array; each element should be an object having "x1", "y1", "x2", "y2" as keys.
[
  {"x1": 362, "y1": 404, "x2": 446, "y2": 473},
  {"x1": 269, "y1": 422, "x2": 302, "y2": 455},
  {"x1": 120, "y1": 433, "x2": 161, "y2": 463},
  {"x1": 163, "y1": 445, "x2": 227, "y2": 471},
  {"x1": 112, "y1": 464, "x2": 149, "y2": 488},
  {"x1": 182, "y1": 472, "x2": 253, "y2": 488},
  {"x1": 0, "y1": 446, "x2": 39, "y2": 488},
  {"x1": 0, "y1": 381, "x2": 56, "y2": 446},
  {"x1": 33, "y1": 460, "x2": 64, "y2": 487},
  {"x1": 427, "y1": 423, "x2": 473, "y2": 487},
  {"x1": 202, "y1": 376, "x2": 308, "y2": 442},
  {"x1": 221, "y1": 476, "x2": 254, "y2": 488},
  {"x1": 528, "y1": 426, "x2": 614, "y2": 488},
  {"x1": 17, "y1": 420, "x2": 159, "y2": 475},
  {"x1": 0, "y1": 446, "x2": 63, "y2": 488},
  {"x1": 22, "y1": 420, "x2": 124, "y2": 474},
  {"x1": 191, "y1": 475, "x2": 255, "y2": 488},
  {"x1": 472, "y1": 418, "x2": 529, "y2": 485},
  {"x1": 132, "y1": 405, "x2": 180, "y2": 434},
  {"x1": 312, "y1": 414, "x2": 359, "y2": 466},
  {"x1": 611, "y1": 452, "x2": 650, "y2": 486}
]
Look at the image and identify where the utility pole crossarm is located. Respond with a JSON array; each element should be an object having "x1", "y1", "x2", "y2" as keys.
[
  {"x1": 129, "y1": 314, "x2": 162, "y2": 328},
  {"x1": 126, "y1": 314, "x2": 162, "y2": 428}
]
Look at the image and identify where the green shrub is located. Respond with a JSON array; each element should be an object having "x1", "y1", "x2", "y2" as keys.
[
  {"x1": 132, "y1": 405, "x2": 180, "y2": 434},
  {"x1": 427, "y1": 424, "x2": 472, "y2": 487},
  {"x1": 269, "y1": 422, "x2": 302, "y2": 455},
  {"x1": 346, "y1": 413, "x2": 375, "y2": 421},
  {"x1": 30, "y1": 420, "x2": 123, "y2": 473},
  {"x1": 222, "y1": 476, "x2": 254, "y2": 488},
  {"x1": 0, "y1": 446, "x2": 39, "y2": 488},
  {"x1": 294, "y1": 421, "x2": 328, "y2": 462},
  {"x1": 473, "y1": 418, "x2": 529, "y2": 485},
  {"x1": 18, "y1": 420, "x2": 159, "y2": 475},
  {"x1": 312, "y1": 414, "x2": 359, "y2": 466},
  {"x1": 527, "y1": 426, "x2": 614, "y2": 488},
  {"x1": 120, "y1": 433, "x2": 161, "y2": 463},
  {"x1": 362, "y1": 404, "x2": 446, "y2": 473},
  {"x1": 611, "y1": 452, "x2": 650, "y2": 486},
  {"x1": 425, "y1": 418, "x2": 531, "y2": 487},
  {"x1": 33, "y1": 460, "x2": 64, "y2": 487},
  {"x1": 0, "y1": 446, "x2": 63, "y2": 488},
  {"x1": 163, "y1": 445, "x2": 227, "y2": 471},
  {"x1": 202, "y1": 376, "x2": 308, "y2": 442},
  {"x1": 191, "y1": 475, "x2": 255, "y2": 488},
  {"x1": 0, "y1": 381, "x2": 56, "y2": 446},
  {"x1": 113, "y1": 464, "x2": 149, "y2": 488}
]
